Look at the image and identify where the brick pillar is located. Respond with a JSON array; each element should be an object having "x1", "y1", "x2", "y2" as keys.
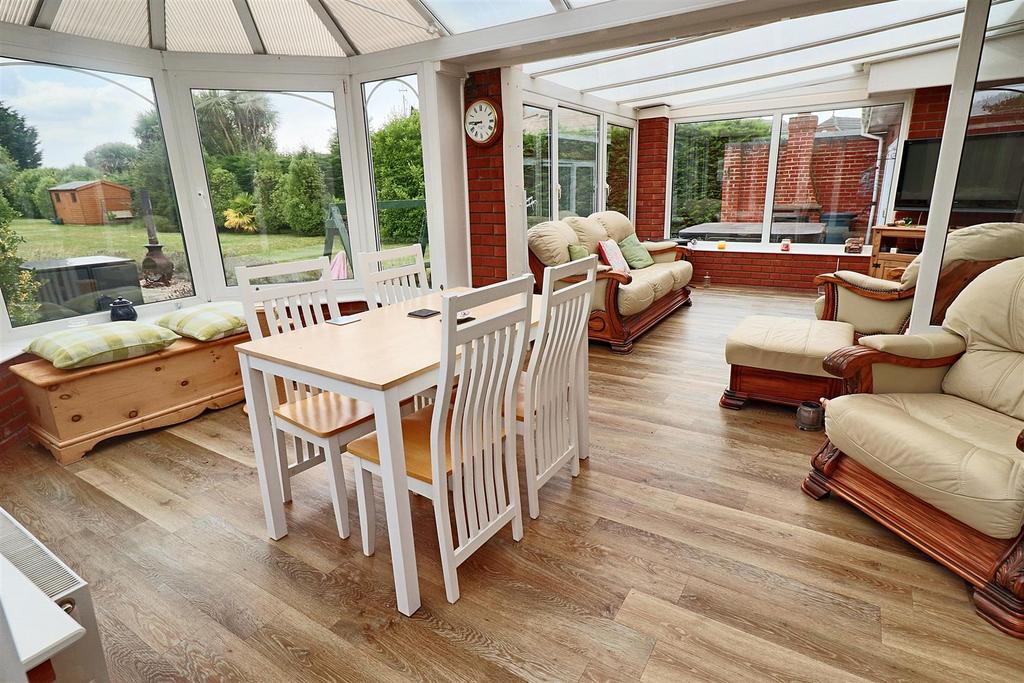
[
  {"x1": 635, "y1": 115, "x2": 669, "y2": 242},
  {"x1": 464, "y1": 68, "x2": 506, "y2": 287},
  {"x1": 0, "y1": 356, "x2": 30, "y2": 454},
  {"x1": 775, "y1": 114, "x2": 820, "y2": 215}
]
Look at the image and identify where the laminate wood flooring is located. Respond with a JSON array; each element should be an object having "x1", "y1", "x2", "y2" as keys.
[{"x1": 3, "y1": 286, "x2": 1022, "y2": 682}]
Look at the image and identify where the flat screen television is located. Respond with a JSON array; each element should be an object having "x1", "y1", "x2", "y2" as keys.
[{"x1": 894, "y1": 132, "x2": 1024, "y2": 213}]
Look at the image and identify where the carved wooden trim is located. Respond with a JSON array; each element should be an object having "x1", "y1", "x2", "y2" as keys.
[
  {"x1": 994, "y1": 544, "x2": 1024, "y2": 600},
  {"x1": 722, "y1": 365, "x2": 843, "y2": 409},
  {"x1": 1018, "y1": 429, "x2": 1024, "y2": 454},
  {"x1": 811, "y1": 440, "x2": 843, "y2": 476}
]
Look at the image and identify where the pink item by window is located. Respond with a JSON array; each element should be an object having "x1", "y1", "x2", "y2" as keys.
[{"x1": 330, "y1": 252, "x2": 349, "y2": 280}]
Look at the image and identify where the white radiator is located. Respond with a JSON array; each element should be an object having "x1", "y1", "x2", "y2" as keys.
[{"x1": 0, "y1": 509, "x2": 109, "y2": 683}]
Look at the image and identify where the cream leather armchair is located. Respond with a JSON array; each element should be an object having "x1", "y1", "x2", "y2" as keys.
[
  {"x1": 814, "y1": 221, "x2": 1024, "y2": 335},
  {"x1": 804, "y1": 257, "x2": 1024, "y2": 638}
]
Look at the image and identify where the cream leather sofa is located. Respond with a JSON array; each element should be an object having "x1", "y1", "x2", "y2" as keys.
[
  {"x1": 804, "y1": 257, "x2": 1024, "y2": 637},
  {"x1": 814, "y1": 222, "x2": 1024, "y2": 335},
  {"x1": 527, "y1": 211, "x2": 693, "y2": 353}
]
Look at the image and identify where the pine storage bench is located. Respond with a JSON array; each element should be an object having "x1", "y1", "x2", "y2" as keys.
[{"x1": 10, "y1": 333, "x2": 248, "y2": 465}]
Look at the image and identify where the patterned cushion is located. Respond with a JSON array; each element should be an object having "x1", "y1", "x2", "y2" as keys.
[
  {"x1": 26, "y1": 322, "x2": 179, "y2": 370},
  {"x1": 155, "y1": 301, "x2": 247, "y2": 341}
]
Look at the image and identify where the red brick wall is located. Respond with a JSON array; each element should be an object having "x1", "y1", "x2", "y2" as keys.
[
  {"x1": 908, "y1": 86, "x2": 950, "y2": 140},
  {"x1": 772, "y1": 115, "x2": 819, "y2": 209},
  {"x1": 720, "y1": 142, "x2": 769, "y2": 222},
  {"x1": 635, "y1": 116, "x2": 669, "y2": 242},
  {"x1": 465, "y1": 68, "x2": 506, "y2": 287},
  {"x1": 686, "y1": 251, "x2": 870, "y2": 291},
  {"x1": 0, "y1": 356, "x2": 30, "y2": 454},
  {"x1": 808, "y1": 137, "x2": 882, "y2": 228}
]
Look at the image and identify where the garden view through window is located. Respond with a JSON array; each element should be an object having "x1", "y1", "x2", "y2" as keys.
[
  {"x1": 190, "y1": 88, "x2": 351, "y2": 286},
  {"x1": 557, "y1": 108, "x2": 599, "y2": 218},
  {"x1": 0, "y1": 57, "x2": 193, "y2": 327},
  {"x1": 606, "y1": 123, "x2": 631, "y2": 215},
  {"x1": 361, "y1": 75, "x2": 429, "y2": 271}
]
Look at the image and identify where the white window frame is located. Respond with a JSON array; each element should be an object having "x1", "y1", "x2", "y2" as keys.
[
  {"x1": 168, "y1": 69, "x2": 367, "y2": 301},
  {"x1": 665, "y1": 92, "x2": 914, "y2": 252},
  {"x1": 0, "y1": 45, "x2": 204, "y2": 347}
]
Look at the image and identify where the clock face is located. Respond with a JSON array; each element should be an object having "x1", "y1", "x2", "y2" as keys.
[{"x1": 465, "y1": 99, "x2": 499, "y2": 145}]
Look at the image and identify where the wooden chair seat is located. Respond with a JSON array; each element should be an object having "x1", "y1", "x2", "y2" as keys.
[
  {"x1": 273, "y1": 392, "x2": 375, "y2": 438},
  {"x1": 347, "y1": 406, "x2": 452, "y2": 484}
]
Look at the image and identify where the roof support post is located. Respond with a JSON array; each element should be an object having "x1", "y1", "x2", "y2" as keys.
[
  {"x1": 32, "y1": 0, "x2": 63, "y2": 28},
  {"x1": 305, "y1": 0, "x2": 358, "y2": 55},
  {"x1": 231, "y1": 0, "x2": 266, "y2": 54},
  {"x1": 149, "y1": 0, "x2": 167, "y2": 51}
]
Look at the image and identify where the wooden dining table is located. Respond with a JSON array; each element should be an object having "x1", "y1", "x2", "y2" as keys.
[{"x1": 235, "y1": 287, "x2": 590, "y2": 616}]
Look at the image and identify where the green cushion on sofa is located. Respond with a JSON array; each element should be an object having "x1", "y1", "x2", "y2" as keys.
[
  {"x1": 568, "y1": 244, "x2": 591, "y2": 261},
  {"x1": 618, "y1": 234, "x2": 655, "y2": 269},
  {"x1": 26, "y1": 322, "x2": 179, "y2": 370},
  {"x1": 156, "y1": 301, "x2": 247, "y2": 341}
]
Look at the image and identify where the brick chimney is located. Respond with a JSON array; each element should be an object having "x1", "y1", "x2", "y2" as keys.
[{"x1": 774, "y1": 115, "x2": 821, "y2": 216}]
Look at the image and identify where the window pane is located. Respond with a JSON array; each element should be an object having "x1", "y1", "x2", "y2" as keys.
[
  {"x1": 606, "y1": 123, "x2": 631, "y2": 215},
  {"x1": 0, "y1": 57, "x2": 193, "y2": 328},
  {"x1": 771, "y1": 104, "x2": 904, "y2": 244},
  {"x1": 523, "y1": 105, "x2": 552, "y2": 227},
  {"x1": 557, "y1": 108, "x2": 599, "y2": 218},
  {"x1": 190, "y1": 89, "x2": 349, "y2": 286},
  {"x1": 361, "y1": 76, "x2": 429, "y2": 269},
  {"x1": 670, "y1": 116, "x2": 772, "y2": 242}
]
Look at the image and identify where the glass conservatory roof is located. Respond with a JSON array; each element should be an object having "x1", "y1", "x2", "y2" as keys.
[{"x1": 523, "y1": 0, "x2": 1024, "y2": 109}]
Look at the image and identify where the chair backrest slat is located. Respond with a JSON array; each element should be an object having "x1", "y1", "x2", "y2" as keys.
[
  {"x1": 524, "y1": 257, "x2": 597, "y2": 477},
  {"x1": 432, "y1": 275, "x2": 533, "y2": 554},
  {"x1": 236, "y1": 257, "x2": 340, "y2": 405},
  {"x1": 359, "y1": 244, "x2": 430, "y2": 308}
]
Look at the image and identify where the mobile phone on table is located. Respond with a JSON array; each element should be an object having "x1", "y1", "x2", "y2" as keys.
[{"x1": 408, "y1": 308, "x2": 440, "y2": 319}]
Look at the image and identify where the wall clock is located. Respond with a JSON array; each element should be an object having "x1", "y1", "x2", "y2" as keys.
[{"x1": 464, "y1": 98, "x2": 501, "y2": 146}]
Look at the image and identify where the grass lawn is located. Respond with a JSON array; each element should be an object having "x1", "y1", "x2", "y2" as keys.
[{"x1": 12, "y1": 219, "x2": 427, "y2": 288}]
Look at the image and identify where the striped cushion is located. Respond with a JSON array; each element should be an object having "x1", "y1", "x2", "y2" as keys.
[
  {"x1": 26, "y1": 322, "x2": 179, "y2": 370},
  {"x1": 155, "y1": 302, "x2": 247, "y2": 341}
]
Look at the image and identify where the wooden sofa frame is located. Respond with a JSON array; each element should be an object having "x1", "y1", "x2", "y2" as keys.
[
  {"x1": 11, "y1": 333, "x2": 248, "y2": 465},
  {"x1": 803, "y1": 344, "x2": 1024, "y2": 638},
  {"x1": 816, "y1": 259, "x2": 1004, "y2": 335},
  {"x1": 528, "y1": 245, "x2": 692, "y2": 354}
]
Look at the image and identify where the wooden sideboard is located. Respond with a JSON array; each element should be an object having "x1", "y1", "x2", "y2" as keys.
[{"x1": 868, "y1": 225, "x2": 926, "y2": 280}]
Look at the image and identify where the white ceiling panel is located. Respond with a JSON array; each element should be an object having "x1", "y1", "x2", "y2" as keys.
[
  {"x1": 422, "y1": 0, "x2": 553, "y2": 33},
  {"x1": 249, "y1": 0, "x2": 347, "y2": 56},
  {"x1": 0, "y1": 0, "x2": 39, "y2": 25},
  {"x1": 166, "y1": 0, "x2": 252, "y2": 53},
  {"x1": 322, "y1": 0, "x2": 433, "y2": 53},
  {"x1": 50, "y1": 0, "x2": 149, "y2": 48}
]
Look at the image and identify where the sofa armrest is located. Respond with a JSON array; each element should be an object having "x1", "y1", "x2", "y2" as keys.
[
  {"x1": 859, "y1": 331, "x2": 966, "y2": 359},
  {"x1": 823, "y1": 335, "x2": 964, "y2": 395},
  {"x1": 816, "y1": 271, "x2": 915, "y2": 335},
  {"x1": 815, "y1": 271, "x2": 908, "y2": 298},
  {"x1": 644, "y1": 241, "x2": 688, "y2": 263}
]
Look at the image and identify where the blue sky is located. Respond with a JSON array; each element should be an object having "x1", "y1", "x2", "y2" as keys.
[{"x1": 0, "y1": 58, "x2": 418, "y2": 169}]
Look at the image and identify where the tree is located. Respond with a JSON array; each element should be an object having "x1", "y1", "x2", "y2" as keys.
[
  {"x1": 0, "y1": 194, "x2": 41, "y2": 326},
  {"x1": 280, "y1": 157, "x2": 327, "y2": 236},
  {"x1": 253, "y1": 162, "x2": 288, "y2": 233},
  {"x1": 192, "y1": 90, "x2": 278, "y2": 157},
  {"x1": 129, "y1": 110, "x2": 179, "y2": 224},
  {"x1": 207, "y1": 167, "x2": 241, "y2": 228},
  {"x1": 0, "y1": 104, "x2": 41, "y2": 169},
  {"x1": 85, "y1": 142, "x2": 139, "y2": 174},
  {"x1": 32, "y1": 170, "x2": 59, "y2": 221},
  {"x1": 0, "y1": 145, "x2": 17, "y2": 203},
  {"x1": 369, "y1": 109, "x2": 425, "y2": 244},
  {"x1": 10, "y1": 167, "x2": 54, "y2": 218}
]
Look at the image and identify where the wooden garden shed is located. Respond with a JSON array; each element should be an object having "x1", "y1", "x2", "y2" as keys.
[{"x1": 48, "y1": 180, "x2": 133, "y2": 225}]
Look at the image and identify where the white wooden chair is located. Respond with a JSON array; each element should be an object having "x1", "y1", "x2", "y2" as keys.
[
  {"x1": 344, "y1": 275, "x2": 534, "y2": 603},
  {"x1": 358, "y1": 244, "x2": 430, "y2": 308},
  {"x1": 236, "y1": 257, "x2": 376, "y2": 539},
  {"x1": 517, "y1": 256, "x2": 597, "y2": 519}
]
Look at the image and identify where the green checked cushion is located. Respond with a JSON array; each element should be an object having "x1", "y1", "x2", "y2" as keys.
[
  {"x1": 618, "y1": 234, "x2": 655, "y2": 269},
  {"x1": 155, "y1": 301, "x2": 248, "y2": 341},
  {"x1": 26, "y1": 322, "x2": 179, "y2": 370}
]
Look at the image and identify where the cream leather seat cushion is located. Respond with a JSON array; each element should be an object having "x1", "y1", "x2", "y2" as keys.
[
  {"x1": 726, "y1": 316, "x2": 854, "y2": 378},
  {"x1": 527, "y1": 220, "x2": 579, "y2": 266},
  {"x1": 617, "y1": 261, "x2": 693, "y2": 316},
  {"x1": 942, "y1": 258, "x2": 1024, "y2": 420},
  {"x1": 826, "y1": 393, "x2": 1024, "y2": 539}
]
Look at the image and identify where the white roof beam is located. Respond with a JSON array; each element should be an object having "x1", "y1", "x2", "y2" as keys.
[
  {"x1": 406, "y1": 0, "x2": 450, "y2": 36},
  {"x1": 549, "y1": 0, "x2": 571, "y2": 11},
  {"x1": 619, "y1": 17, "x2": 1024, "y2": 105},
  {"x1": 231, "y1": 0, "x2": 266, "y2": 54},
  {"x1": 349, "y1": 0, "x2": 892, "y2": 73},
  {"x1": 305, "y1": 0, "x2": 358, "y2": 55},
  {"x1": 32, "y1": 0, "x2": 62, "y2": 29},
  {"x1": 580, "y1": 2, "x2": 990, "y2": 94},
  {"x1": 149, "y1": 0, "x2": 166, "y2": 51}
]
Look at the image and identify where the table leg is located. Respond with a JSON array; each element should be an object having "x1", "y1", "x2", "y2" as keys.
[
  {"x1": 239, "y1": 354, "x2": 287, "y2": 540},
  {"x1": 371, "y1": 389, "x2": 421, "y2": 616},
  {"x1": 577, "y1": 340, "x2": 590, "y2": 460}
]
